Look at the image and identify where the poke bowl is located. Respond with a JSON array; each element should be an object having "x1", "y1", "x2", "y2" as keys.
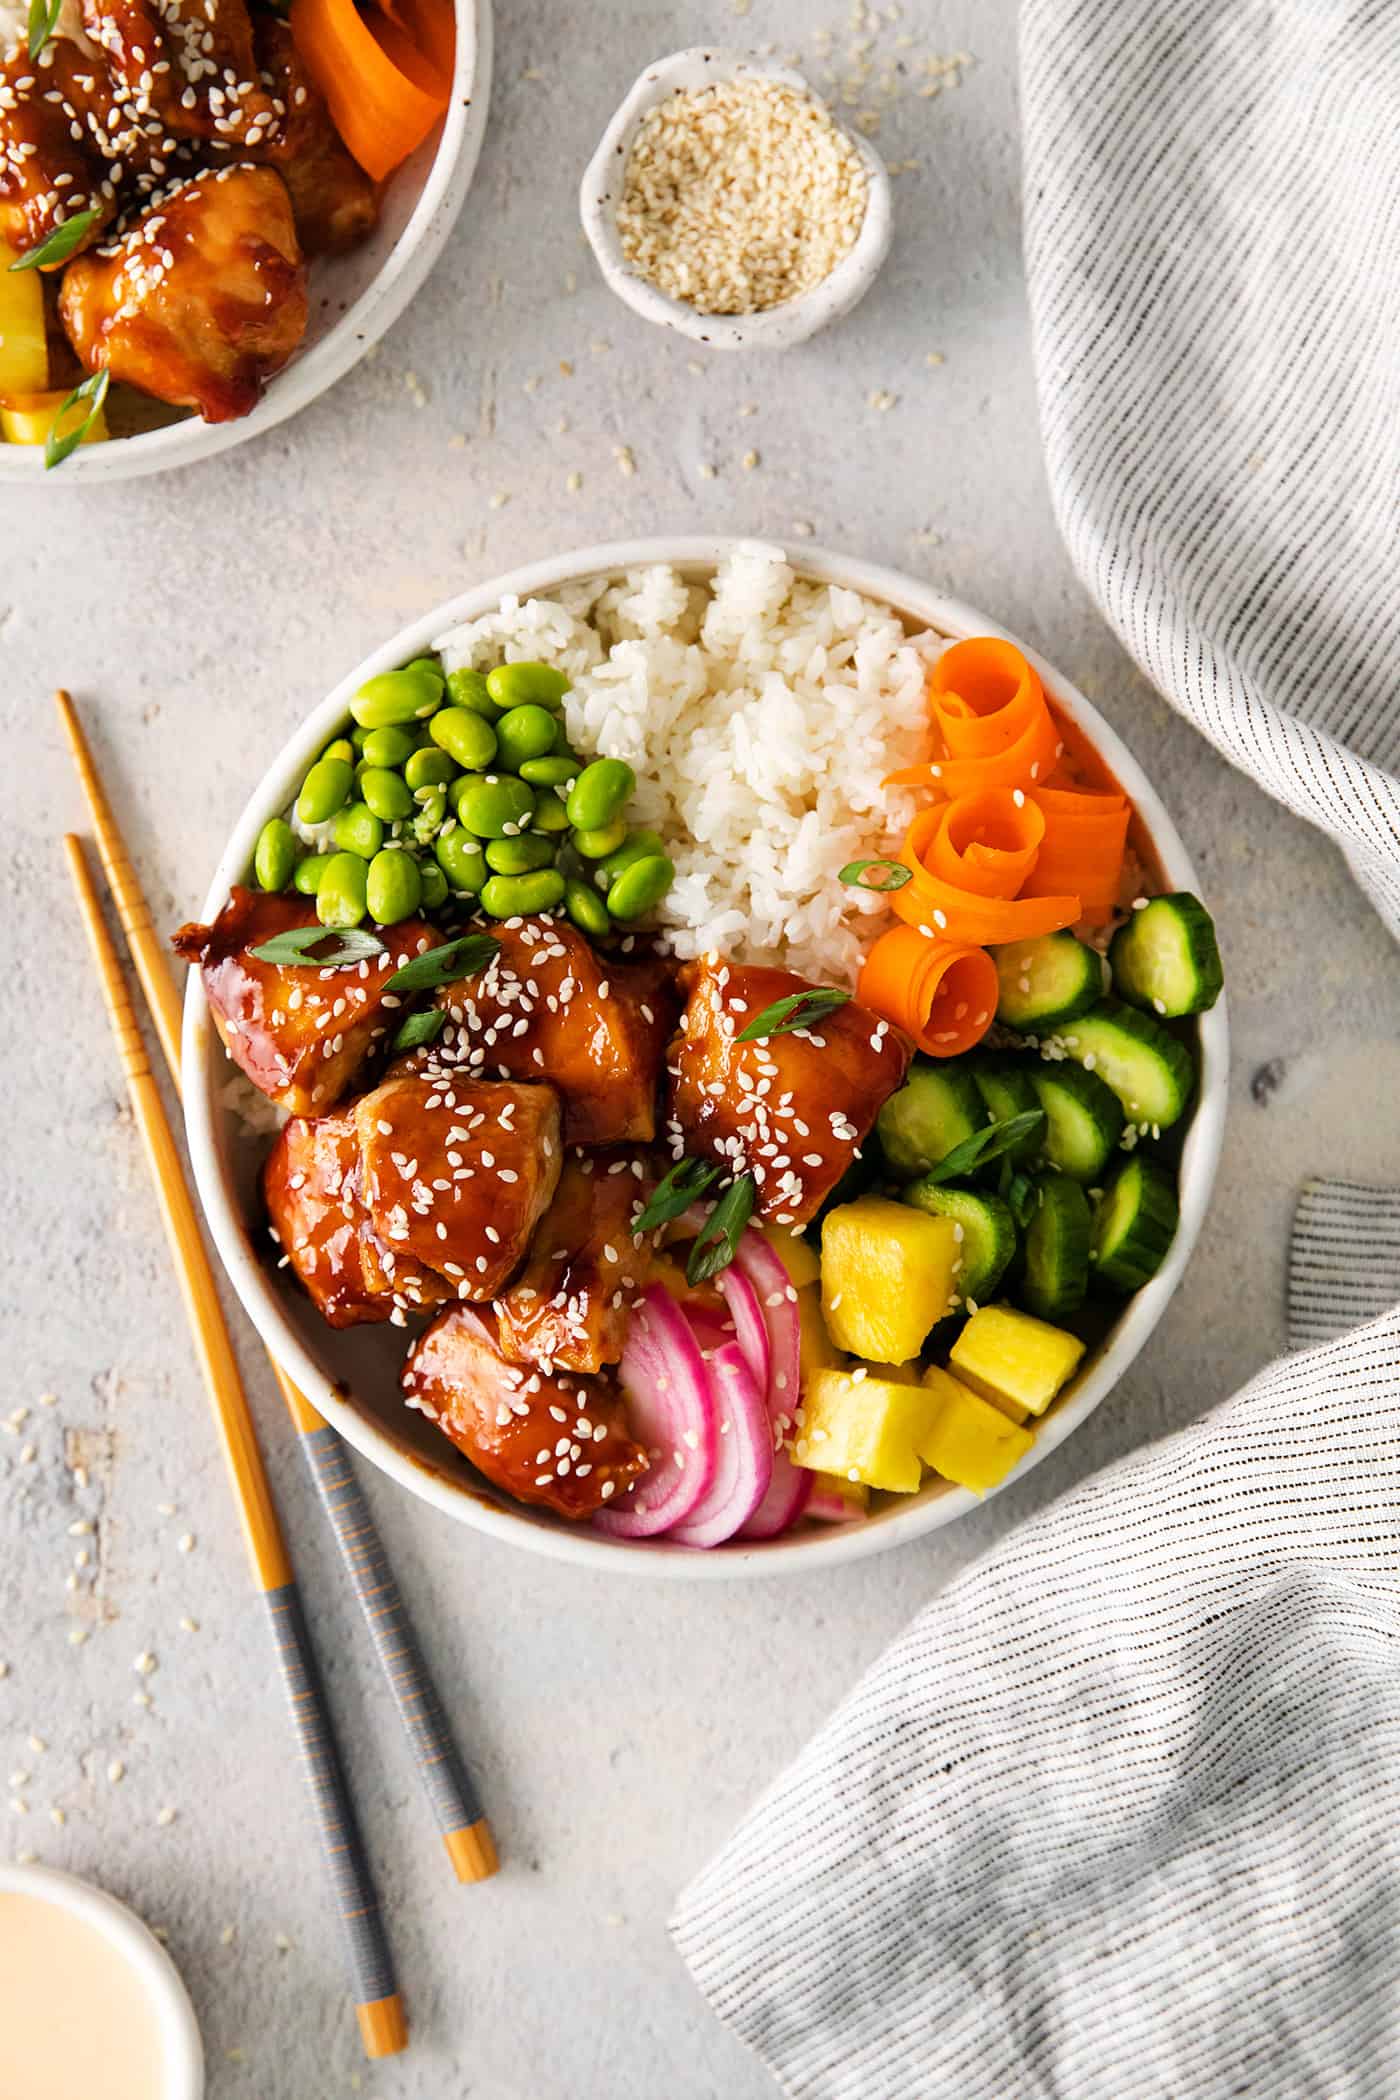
[
  {"x1": 180, "y1": 537, "x2": 1228, "y2": 1579},
  {"x1": 0, "y1": 0, "x2": 490, "y2": 483}
]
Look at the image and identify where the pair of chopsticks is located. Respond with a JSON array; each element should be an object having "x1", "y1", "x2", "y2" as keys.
[{"x1": 56, "y1": 690, "x2": 497, "y2": 2062}]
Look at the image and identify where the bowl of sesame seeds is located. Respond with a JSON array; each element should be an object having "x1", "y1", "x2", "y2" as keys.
[{"x1": 580, "y1": 49, "x2": 892, "y2": 350}]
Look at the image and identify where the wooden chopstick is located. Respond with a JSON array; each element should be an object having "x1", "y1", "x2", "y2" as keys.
[
  {"x1": 55, "y1": 689, "x2": 498, "y2": 1887},
  {"x1": 64, "y1": 833, "x2": 407, "y2": 2062}
]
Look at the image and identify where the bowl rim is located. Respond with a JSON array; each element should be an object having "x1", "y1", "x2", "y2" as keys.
[
  {"x1": 0, "y1": 1861, "x2": 204, "y2": 2096},
  {"x1": 578, "y1": 46, "x2": 892, "y2": 350},
  {"x1": 0, "y1": 0, "x2": 492, "y2": 485},
  {"x1": 182, "y1": 535, "x2": 1229, "y2": 1581}
]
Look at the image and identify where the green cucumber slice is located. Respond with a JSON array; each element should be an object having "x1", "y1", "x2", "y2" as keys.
[
  {"x1": 900, "y1": 1181, "x2": 1017, "y2": 1305},
  {"x1": 970, "y1": 1057, "x2": 1043, "y2": 1166},
  {"x1": 1029, "y1": 1062, "x2": 1124, "y2": 1182},
  {"x1": 1020, "y1": 1172, "x2": 1092, "y2": 1323},
  {"x1": 1092, "y1": 1156, "x2": 1179, "y2": 1291},
  {"x1": 875, "y1": 1060, "x2": 985, "y2": 1180},
  {"x1": 993, "y1": 932, "x2": 1104, "y2": 1034},
  {"x1": 1109, "y1": 893, "x2": 1223, "y2": 1018},
  {"x1": 1059, "y1": 1000, "x2": 1196, "y2": 1129}
]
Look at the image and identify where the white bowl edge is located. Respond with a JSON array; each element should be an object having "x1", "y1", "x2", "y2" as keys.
[{"x1": 182, "y1": 535, "x2": 1229, "y2": 1581}]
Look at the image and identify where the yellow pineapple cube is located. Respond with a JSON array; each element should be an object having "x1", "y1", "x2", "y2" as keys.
[
  {"x1": 1, "y1": 387, "x2": 108, "y2": 451},
  {"x1": 761, "y1": 1224, "x2": 821, "y2": 1289},
  {"x1": 949, "y1": 1305, "x2": 1086, "y2": 1418},
  {"x1": 857, "y1": 1360, "x2": 921, "y2": 1385},
  {"x1": 0, "y1": 247, "x2": 48, "y2": 398},
  {"x1": 919, "y1": 1365, "x2": 1034, "y2": 1493},
  {"x1": 795, "y1": 1368, "x2": 940, "y2": 1494},
  {"x1": 810, "y1": 1470, "x2": 870, "y2": 1515},
  {"x1": 821, "y1": 1196, "x2": 960, "y2": 1363},
  {"x1": 796, "y1": 1285, "x2": 842, "y2": 1384}
]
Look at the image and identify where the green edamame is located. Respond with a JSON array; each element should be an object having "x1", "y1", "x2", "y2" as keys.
[
  {"x1": 493, "y1": 704, "x2": 558, "y2": 769},
  {"x1": 254, "y1": 817, "x2": 297, "y2": 892},
  {"x1": 293, "y1": 853, "x2": 333, "y2": 897},
  {"x1": 350, "y1": 664, "x2": 443, "y2": 730},
  {"x1": 480, "y1": 869, "x2": 566, "y2": 918},
  {"x1": 530, "y1": 791, "x2": 570, "y2": 835},
  {"x1": 331, "y1": 801, "x2": 384, "y2": 859},
  {"x1": 430, "y1": 706, "x2": 498, "y2": 770},
  {"x1": 360, "y1": 724, "x2": 417, "y2": 769},
  {"x1": 316, "y1": 851, "x2": 369, "y2": 928},
  {"x1": 322, "y1": 736, "x2": 355, "y2": 765},
  {"x1": 366, "y1": 848, "x2": 423, "y2": 926},
  {"x1": 296, "y1": 754, "x2": 354, "y2": 826},
  {"x1": 445, "y1": 666, "x2": 498, "y2": 717},
  {"x1": 454, "y1": 773, "x2": 535, "y2": 839},
  {"x1": 418, "y1": 860, "x2": 449, "y2": 911},
  {"x1": 350, "y1": 725, "x2": 370, "y2": 752},
  {"x1": 434, "y1": 828, "x2": 488, "y2": 894},
  {"x1": 404, "y1": 747, "x2": 456, "y2": 791},
  {"x1": 518, "y1": 753, "x2": 578, "y2": 787},
  {"x1": 486, "y1": 834, "x2": 557, "y2": 875},
  {"x1": 607, "y1": 853, "x2": 674, "y2": 923},
  {"x1": 572, "y1": 817, "x2": 629, "y2": 860},
  {"x1": 564, "y1": 879, "x2": 611, "y2": 938},
  {"x1": 597, "y1": 828, "x2": 667, "y2": 885},
  {"x1": 412, "y1": 787, "x2": 448, "y2": 842},
  {"x1": 404, "y1": 655, "x2": 445, "y2": 681},
  {"x1": 566, "y1": 757, "x2": 635, "y2": 832},
  {"x1": 359, "y1": 767, "x2": 415, "y2": 824},
  {"x1": 485, "y1": 661, "x2": 570, "y2": 712}
]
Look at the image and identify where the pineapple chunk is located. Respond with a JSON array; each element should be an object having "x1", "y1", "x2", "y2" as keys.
[
  {"x1": 821, "y1": 1196, "x2": 960, "y2": 1363},
  {"x1": 809, "y1": 1470, "x2": 870, "y2": 1517},
  {"x1": 797, "y1": 1284, "x2": 842, "y2": 1383},
  {"x1": 795, "y1": 1368, "x2": 939, "y2": 1493},
  {"x1": 1, "y1": 388, "x2": 108, "y2": 450},
  {"x1": 761, "y1": 1224, "x2": 821, "y2": 1289},
  {"x1": 0, "y1": 247, "x2": 47, "y2": 398},
  {"x1": 949, "y1": 1305, "x2": 1085, "y2": 1418},
  {"x1": 858, "y1": 1359, "x2": 921, "y2": 1386},
  {"x1": 919, "y1": 1365, "x2": 1033, "y2": 1493}
]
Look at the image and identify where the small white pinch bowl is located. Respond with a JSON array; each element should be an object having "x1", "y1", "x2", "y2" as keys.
[{"x1": 579, "y1": 48, "x2": 892, "y2": 350}]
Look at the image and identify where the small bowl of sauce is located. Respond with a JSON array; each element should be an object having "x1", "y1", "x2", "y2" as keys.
[{"x1": 0, "y1": 1863, "x2": 203, "y2": 2099}]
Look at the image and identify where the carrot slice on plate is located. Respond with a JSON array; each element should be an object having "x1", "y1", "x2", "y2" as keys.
[
  {"x1": 1024, "y1": 786, "x2": 1130, "y2": 921},
  {"x1": 885, "y1": 637, "x2": 1064, "y2": 797},
  {"x1": 925, "y1": 788, "x2": 1045, "y2": 899},
  {"x1": 892, "y1": 808, "x2": 1080, "y2": 944},
  {"x1": 858, "y1": 927, "x2": 999, "y2": 1059},
  {"x1": 290, "y1": 0, "x2": 447, "y2": 180}
]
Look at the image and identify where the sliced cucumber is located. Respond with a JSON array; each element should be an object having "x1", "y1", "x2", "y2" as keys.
[
  {"x1": 901, "y1": 1181, "x2": 1017, "y2": 1305},
  {"x1": 1020, "y1": 1173, "x2": 1092, "y2": 1323},
  {"x1": 875, "y1": 1059, "x2": 985, "y2": 1180},
  {"x1": 1060, "y1": 1000, "x2": 1196, "y2": 1129},
  {"x1": 1092, "y1": 1156, "x2": 1179, "y2": 1291},
  {"x1": 1109, "y1": 893, "x2": 1223, "y2": 1018},
  {"x1": 971, "y1": 1057, "x2": 1043, "y2": 1166},
  {"x1": 993, "y1": 932, "x2": 1104, "y2": 1035},
  {"x1": 1029, "y1": 1061, "x2": 1124, "y2": 1182}
]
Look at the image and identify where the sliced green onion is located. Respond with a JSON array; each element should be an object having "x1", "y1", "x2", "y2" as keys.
[
  {"x1": 736, "y1": 986, "x2": 850, "y2": 1043},
  {"x1": 922, "y1": 1111, "x2": 1045, "y2": 1187},
  {"x1": 11, "y1": 207, "x2": 99, "y2": 274},
  {"x1": 382, "y1": 932, "x2": 499, "y2": 997},
  {"x1": 686, "y1": 1174, "x2": 758, "y2": 1286},
  {"x1": 838, "y1": 859, "x2": 912, "y2": 892},
  {"x1": 633, "y1": 1156, "x2": 721, "y2": 1235},
  {"x1": 27, "y1": 0, "x2": 62, "y2": 60},
  {"x1": 390, "y1": 1008, "x2": 446, "y2": 1055},
  {"x1": 43, "y1": 368, "x2": 109, "y2": 471},
  {"x1": 248, "y1": 925, "x2": 386, "y2": 968}
]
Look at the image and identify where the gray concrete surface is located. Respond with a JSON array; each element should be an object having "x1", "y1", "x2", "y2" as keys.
[{"x1": 4, "y1": 2, "x2": 1399, "y2": 2095}]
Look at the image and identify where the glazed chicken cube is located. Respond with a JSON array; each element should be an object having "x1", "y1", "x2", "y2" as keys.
[
  {"x1": 665, "y1": 959, "x2": 911, "y2": 1226},
  {"x1": 83, "y1": 0, "x2": 278, "y2": 147},
  {"x1": 59, "y1": 166, "x2": 307, "y2": 422},
  {"x1": 250, "y1": 20, "x2": 378, "y2": 258},
  {"x1": 495, "y1": 1151, "x2": 656, "y2": 1374},
  {"x1": 0, "y1": 44, "x2": 114, "y2": 258},
  {"x1": 353, "y1": 1076, "x2": 561, "y2": 1300},
  {"x1": 263, "y1": 1111, "x2": 448, "y2": 1328},
  {"x1": 403, "y1": 1305, "x2": 648, "y2": 1522},
  {"x1": 171, "y1": 887, "x2": 442, "y2": 1115},
  {"x1": 425, "y1": 918, "x2": 679, "y2": 1146}
]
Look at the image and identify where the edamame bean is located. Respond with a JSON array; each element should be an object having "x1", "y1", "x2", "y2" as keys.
[
  {"x1": 597, "y1": 828, "x2": 668, "y2": 885},
  {"x1": 486, "y1": 833, "x2": 557, "y2": 875},
  {"x1": 323, "y1": 736, "x2": 355, "y2": 765},
  {"x1": 480, "y1": 869, "x2": 566, "y2": 918},
  {"x1": 254, "y1": 817, "x2": 297, "y2": 892},
  {"x1": 446, "y1": 666, "x2": 498, "y2": 717},
  {"x1": 566, "y1": 757, "x2": 635, "y2": 832},
  {"x1": 361, "y1": 724, "x2": 417, "y2": 769},
  {"x1": 572, "y1": 817, "x2": 628, "y2": 860},
  {"x1": 404, "y1": 747, "x2": 456, "y2": 791},
  {"x1": 412, "y1": 787, "x2": 448, "y2": 842},
  {"x1": 564, "y1": 879, "x2": 611, "y2": 938},
  {"x1": 359, "y1": 767, "x2": 415, "y2": 824},
  {"x1": 434, "y1": 827, "x2": 488, "y2": 895},
  {"x1": 405, "y1": 654, "x2": 445, "y2": 681},
  {"x1": 454, "y1": 773, "x2": 535, "y2": 839},
  {"x1": 350, "y1": 664, "x2": 443, "y2": 730},
  {"x1": 331, "y1": 801, "x2": 384, "y2": 859},
  {"x1": 493, "y1": 704, "x2": 558, "y2": 769},
  {"x1": 519, "y1": 753, "x2": 578, "y2": 787},
  {"x1": 530, "y1": 790, "x2": 569, "y2": 835},
  {"x1": 607, "y1": 853, "x2": 674, "y2": 923},
  {"x1": 293, "y1": 852, "x2": 334, "y2": 897},
  {"x1": 429, "y1": 706, "x2": 498, "y2": 770},
  {"x1": 316, "y1": 851, "x2": 369, "y2": 927},
  {"x1": 419, "y1": 860, "x2": 449, "y2": 911},
  {"x1": 349, "y1": 726, "x2": 370, "y2": 753},
  {"x1": 297, "y1": 755, "x2": 355, "y2": 826},
  {"x1": 366, "y1": 848, "x2": 423, "y2": 925},
  {"x1": 485, "y1": 661, "x2": 570, "y2": 711}
]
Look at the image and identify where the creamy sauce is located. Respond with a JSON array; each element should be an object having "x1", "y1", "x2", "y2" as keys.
[{"x1": 0, "y1": 1891, "x2": 168, "y2": 2100}]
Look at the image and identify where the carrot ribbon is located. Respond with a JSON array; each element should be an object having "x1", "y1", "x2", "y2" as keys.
[
  {"x1": 857, "y1": 926, "x2": 1000, "y2": 1059},
  {"x1": 892, "y1": 805, "x2": 1080, "y2": 945},
  {"x1": 289, "y1": 0, "x2": 451, "y2": 180},
  {"x1": 887, "y1": 636, "x2": 1063, "y2": 796},
  {"x1": 1025, "y1": 786, "x2": 1130, "y2": 922}
]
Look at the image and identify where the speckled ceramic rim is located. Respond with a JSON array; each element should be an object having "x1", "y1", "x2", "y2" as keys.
[
  {"x1": 579, "y1": 48, "x2": 893, "y2": 350},
  {"x1": 183, "y1": 536, "x2": 1228, "y2": 1581},
  {"x1": 0, "y1": 0, "x2": 492, "y2": 485},
  {"x1": 0, "y1": 1862, "x2": 204, "y2": 2095}
]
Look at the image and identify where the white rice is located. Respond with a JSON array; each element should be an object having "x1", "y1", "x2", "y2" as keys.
[{"x1": 434, "y1": 542, "x2": 948, "y2": 985}]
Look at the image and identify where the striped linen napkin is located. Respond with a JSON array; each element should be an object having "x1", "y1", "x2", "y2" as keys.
[{"x1": 672, "y1": 2, "x2": 1400, "y2": 2092}]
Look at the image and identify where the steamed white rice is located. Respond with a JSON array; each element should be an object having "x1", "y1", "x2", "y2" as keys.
[{"x1": 434, "y1": 542, "x2": 949, "y2": 985}]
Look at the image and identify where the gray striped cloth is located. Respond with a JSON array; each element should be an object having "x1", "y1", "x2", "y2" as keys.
[{"x1": 672, "y1": 3, "x2": 1400, "y2": 2091}]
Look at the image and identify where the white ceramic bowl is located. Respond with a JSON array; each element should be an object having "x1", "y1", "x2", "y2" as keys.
[
  {"x1": 580, "y1": 49, "x2": 892, "y2": 350},
  {"x1": 0, "y1": 1862, "x2": 204, "y2": 2096},
  {"x1": 0, "y1": 0, "x2": 491, "y2": 485},
  {"x1": 182, "y1": 537, "x2": 1228, "y2": 1580}
]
